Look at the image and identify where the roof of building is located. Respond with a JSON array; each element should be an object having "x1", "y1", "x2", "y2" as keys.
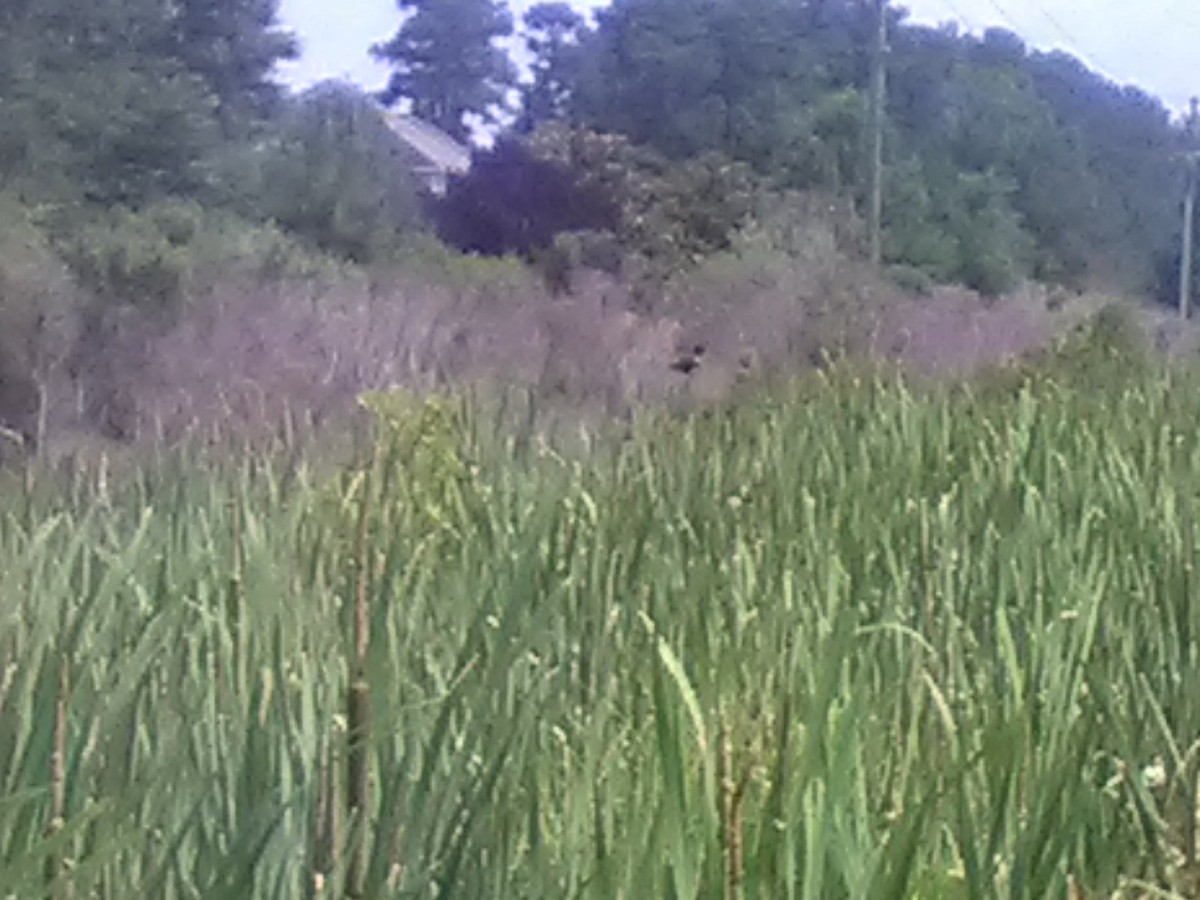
[{"x1": 380, "y1": 112, "x2": 473, "y2": 176}]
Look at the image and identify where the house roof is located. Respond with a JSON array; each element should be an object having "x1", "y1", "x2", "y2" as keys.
[{"x1": 380, "y1": 112, "x2": 473, "y2": 176}]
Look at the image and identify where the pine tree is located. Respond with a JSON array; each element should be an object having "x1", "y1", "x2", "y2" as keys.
[
  {"x1": 372, "y1": 0, "x2": 517, "y2": 142},
  {"x1": 169, "y1": 0, "x2": 299, "y2": 133},
  {"x1": 517, "y1": 2, "x2": 587, "y2": 133}
]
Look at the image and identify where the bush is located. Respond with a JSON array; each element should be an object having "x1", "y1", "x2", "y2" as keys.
[
  {"x1": 434, "y1": 137, "x2": 619, "y2": 260},
  {"x1": 528, "y1": 125, "x2": 763, "y2": 267},
  {"x1": 53, "y1": 206, "x2": 192, "y2": 313},
  {"x1": 21, "y1": 199, "x2": 348, "y2": 442},
  {"x1": 953, "y1": 172, "x2": 1035, "y2": 296},
  {"x1": 239, "y1": 82, "x2": 428, "y2": 264},
  {"x1": 433, "y1": 125, "x2": 768, "y2": 290},
  {"x1": 530, "y1": 230, "x2": 626, "y2": 293},
  {"x1": 46, "y1": 201, "x2": 343, "y2": 312},
  {"x1": 0, "y1": 194, "x2": 81, "y2": 450},
  {"x1": 382, "y1": 233, "x2": 535, "y2": 293},
  {"x1": 882, "y1": 159, "x2": 961, "y2": 283},
  {"x1": 884, "y1": 159, "x2": 1035, "y2": 295},
  {"x1": 888, "y1": 264, "x2": 936, "y2": 296}
]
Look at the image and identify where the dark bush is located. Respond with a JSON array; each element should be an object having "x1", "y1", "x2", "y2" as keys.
[
  {"x1": 434, "y1": 125, "x2": 767, "y2": 293},
  {"x1": 434, "y1": 137, "x2": 620, "y2": 258}
]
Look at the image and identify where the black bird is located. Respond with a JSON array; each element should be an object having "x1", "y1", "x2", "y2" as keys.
[{"x1": 669, "y1": 344, "x2": 706, "y2": 374}]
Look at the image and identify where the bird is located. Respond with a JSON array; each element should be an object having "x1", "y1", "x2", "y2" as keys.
[{"x1": 669, "y1": 343, "x2": 706, "y2": 374}]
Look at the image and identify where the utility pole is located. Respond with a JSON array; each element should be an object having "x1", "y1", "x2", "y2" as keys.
[
  {"x1": 866, "y1": 0, "x2": 888, "y2": 266},
  {"x1": 1181, "y1": 97, "x2": 1200, "y2": 320}
]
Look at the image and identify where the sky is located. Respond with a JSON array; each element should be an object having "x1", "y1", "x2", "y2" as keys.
[{"x1": 275, "y1": 0, "x2": 1199, "y2": 117}]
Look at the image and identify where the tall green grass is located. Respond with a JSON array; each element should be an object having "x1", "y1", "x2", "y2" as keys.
[{"x1": 2, "y1": 343, "x2": 1199, "y2": 898}]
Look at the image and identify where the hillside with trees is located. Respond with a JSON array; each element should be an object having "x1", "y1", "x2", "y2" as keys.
[
  {"x1": 447, "y1": 0, "x2": 1188, "y2": 299},
  {"x1": 0, "y1": 0, "x2": 1195, "y2": 456}
]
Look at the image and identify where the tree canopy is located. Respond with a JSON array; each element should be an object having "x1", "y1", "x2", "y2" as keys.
[
  {"x1": 0, "y1": 0, "x2": 1190, "y2": 302},
  {"x1": 516, "y1": 2, "x2": 588, "y2": 133},
  {"x1": 0, "y1": 0, "x2": 297, "y2": 207},
  {"x1": 372, "y1": 0, "x2": 517, "y2": 142},
  {"x1": 489, "y1": 0, "x2": 1187, "y2": 298}
]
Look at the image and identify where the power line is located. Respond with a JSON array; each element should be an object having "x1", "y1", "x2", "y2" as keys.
[
  {"x1": 1025, "y1": 0, "x2": 1079, "y2": 47},
  {"x1": 977, "y1": 0, "x2": 1028, "y2": 33},
  {"x1": 940, "y1": 0, "x2": 979, "y2": 31},
  {"x1": 922, "y1": 0, "x2": 1169, "y2": 116},
  {"x1": 977, "y1": 0, "x2": 1121, "y2": 81},
  {"x1": 982, "y1": 0, "x2": 1066, "y2": 47}
]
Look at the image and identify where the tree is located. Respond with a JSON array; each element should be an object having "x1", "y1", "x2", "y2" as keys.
[
  {"x1": 438, "y1": 124, "x2": 763, "y2": 278},
  {"x1": 168, "y1": 0, "x2": 299, "y2": 133},
  {"x1": 882, "y1": 22, "x2": 1178, "y2": 292},
  {"x1": 0, "y1": 0, "x2": 221, "y2": 207},
  {"x1": 564, "y1": 0, "x2": 861, "y2": 187},
  {"x1": 1026, "y1": 50, "x2": 1181, "y2": 293},
  {"x1": 516, "y1": 2, "x2": 588, "y2": 133},
  {"x1": 0, "y1": 0, "x2": 298, "y2": 206},
  {"x1": 433, "y1": 136, "x2": 619, "y2": 258},
  {"x1": 251, "y1": 83, "x2": 427, "y2": 263},
  {"x1": 372, "y1": 0, "x2": 517, "y2": 142}
]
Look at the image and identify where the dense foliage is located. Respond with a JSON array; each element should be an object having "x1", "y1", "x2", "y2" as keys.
[
  {"x1": 372, "y1": 0, "x2": 518, "y2": 142},
  {"x1": 434, "y1": 125, "x2": 764, "y2": 289},
  {"x1": 245, "y1": 82, "x2": 428, "y2": 263},
  {"x1": 1, "y1": 0, "x2": 1190, "y2": 298},
  {"x1": 0, "y1": 0, "x2": 1195, "y2": 439},
  {"x1": 347, "y1": 0, "x2": 1192, "y2": 299},
  {"x1": 504, "y1": 1, "x2": 1188, "y2": 297}
]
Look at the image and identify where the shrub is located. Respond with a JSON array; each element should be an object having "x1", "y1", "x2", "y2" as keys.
[
  {"x1": 953, "y1": 171, "x2": 1035, "y2": 296},
  {"x1": 23, "y1": 198, "x2": 346, "y2": 442},
  {"x1": 382, "y1": 233, "x2": 535, "y2": 293},
  {"x1": 46, "y1": 201, "x2": 343, "y2": 312},
  {"x1": 51, "y1": 205, "x2": 193, "y2": 313},
  {"x1": 434, "y1": 124, "x2": 769, "y2": 290},
  {"x1": 884, "y1": 159, "x2": 1036, "y2": 295},
  {"x1": 888, "y1": 264, "x2": 936, "y2": 296},
  {"x1": 242, "y1": 82, "x2": 429, "y2": 264},
  {"x1": 528, "y1": 125, "x2": 762, "y2": 266},
  {"x1": 0, "y1": 194, "x2": 81, "y2": 450},
  {"x1": 548, "y1": 229, "x2": 626, "y2": 288},
  {"x1": 434, "y1": 137, "x2": 619, "y2": 260}
]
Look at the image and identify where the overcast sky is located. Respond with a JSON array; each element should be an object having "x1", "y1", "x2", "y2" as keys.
[{"x1": 275, "y1": 0, "x2": 1197, "y2": 116}]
